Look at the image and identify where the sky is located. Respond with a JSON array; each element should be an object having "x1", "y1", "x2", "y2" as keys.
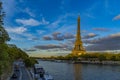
[{"x1": 2, "y1": 0, "x2": 120, "y2": 57}]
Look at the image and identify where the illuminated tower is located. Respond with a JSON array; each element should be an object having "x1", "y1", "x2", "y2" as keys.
[{"x1": 72, "y1": 16, "x2": 86, "y2": 55}]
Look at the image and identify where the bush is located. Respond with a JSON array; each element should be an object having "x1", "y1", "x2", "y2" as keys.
[{"x1": 24, "y1": 57, "x2": 37, "y2": 67}]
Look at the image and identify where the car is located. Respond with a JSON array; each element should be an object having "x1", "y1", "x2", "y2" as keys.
[
  {"x1": 14, "y1": 68, "x2": 20, "y2": 72},
  {"x1": 11, "y1": 73, "x2": 17, "y2": 79}
]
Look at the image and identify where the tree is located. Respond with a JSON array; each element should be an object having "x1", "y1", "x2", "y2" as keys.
[
  {"x1": 98, "y1": 54, "x2": 106, "y2": 61},
  {"x1": 0, "y1": 2, "x2": 10, "y2": 43},
  {"x1": 24, "y1": 57, "x2": 37, "y2": 67},
  {"x1": 110, "y1": 55, "x2": 116, "y2": 61}
]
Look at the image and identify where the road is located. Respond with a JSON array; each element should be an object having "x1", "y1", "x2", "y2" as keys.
[
  {"x1": 21, "y1": 67, "x2": 32, "y2": 80},
  {"x1": 10, "y1": 61, "x2": 33, "y2": 80},
  {"x1": 10, "y1": 70, "x2": 20, "y2": 80}
]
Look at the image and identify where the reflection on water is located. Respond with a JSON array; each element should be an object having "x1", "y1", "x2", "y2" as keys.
[
  {"x1": 73, "y1": 64, "x2": 82, "y2": 80},
  {"x1": 38, "y1": 60, "x2": 120, "y2": 80}
]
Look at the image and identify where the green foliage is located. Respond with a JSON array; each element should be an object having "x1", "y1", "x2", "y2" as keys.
[
  {"x1": 56, "y1": 56, "x2": 65, "y2": 60},
  {"x1": 0, "y1": 63, "x2": 2, "y2": 75},
  {"x1": 64, "y1": 54, "x2": 78, "y2": 60},
  {"x1": 110, "y1": 55, "x2": 116, "y2": 61},
  {"x1": 0, "y1": 44, "x2": 11, "y2": 76},
  {"x1": 24, "y1": 57, "x2": 37, "y2": 67},
  {"x1": 0, "y1": 43, "x2": 37, "y2": 75},
  {"x1": 98, "y1": 54, "x2": 106, "y2": 61},
  {"x1": 7, "y1": 46, "x2": 28, "y2": 60},
  {"x1": 0, "y1": 2, "x2": 10, "y2": 43}
]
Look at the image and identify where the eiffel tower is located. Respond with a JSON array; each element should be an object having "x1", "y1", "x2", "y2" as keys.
[{"x1": 72, "y1": 16, "x2": 86, "y2": 55}]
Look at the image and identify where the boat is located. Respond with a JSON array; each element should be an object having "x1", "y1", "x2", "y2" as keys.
[{"x1": 33, "y1": 64, "x2": 54, "y2": 80}]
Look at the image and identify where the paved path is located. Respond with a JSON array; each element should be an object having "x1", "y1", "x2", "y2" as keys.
[
  {"x1": 10, "y1": 61, "x2": 33, "y2": 80},
  {"x1": 21, "y1": 67, "x2": 31, "y2": 80}
]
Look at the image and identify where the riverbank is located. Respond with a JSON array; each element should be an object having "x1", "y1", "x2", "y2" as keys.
[
  {"x1": 39, "y1": 59, "x2": 120, "y2": 66},
  {"x1": 72, "y1": 60, "x2": 120, "y2": 65}
]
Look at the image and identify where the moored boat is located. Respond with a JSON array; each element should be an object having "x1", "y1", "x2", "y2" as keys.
[{"x1": 33, "y1": 64, "x2": 54, "y2": 80}]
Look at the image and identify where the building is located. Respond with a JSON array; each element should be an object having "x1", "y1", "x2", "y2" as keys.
[{"x1": 71, "y1": 16, "x2": 86, "y2": 55}]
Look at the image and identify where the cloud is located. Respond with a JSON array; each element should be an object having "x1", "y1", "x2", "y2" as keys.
[
  {"x1": 43, "y1": 32, "x2": 75, "y2": 41},
  {"x1": 24, "y1": 48, "x2": 36, "y2": 52},
  {"x1": 47, "y1": 13, "x2": 76, "y2": 28},
  {"x1": 8, "y1": 33, "x2": 25, "y2": 41},
  {"x1": 86, "y1": 33, "x2": 120, "y2": 51},
  {"x1": 23, "y1": 33, "x2": 34, "y2": 39},
  {"x1": 83, "y1": 39, "x2": 98, "y2": 44},
  {"x1": 63, "y1": 33, "x2": 75, "y2": 39},
  {"x1": 43, "y1": 36, "x2": 52, "y2": 40},
  {"x1": 25, "y1": 8, "x2": 35, "y2": 17},
  {"x1": 93, "y1": 28, "x2": 109, "y2": 32},
  {"x1": 52, "y1": 32, "x2": 75, "y2": 41},
  {"x1": 113, "y1": 14, "x2": 120, "y2": 20},
  {"x1": 41, "y1": 17, "x2": 49, "y2": 25},
  {"x1": 34, "y1": 44, "x2": 63, "y2": 50},
  {"x1": 16, "y1": 18, "x2": 49, "y2": 26},
  {"x1": 2, "y1": 0, "x2": 16, "y2": 17},
  {"x1": 83, "y1": 33, "x2": 98, "y2": 39},
  {"x1": 52, "y1": 32, "x2": 64, "y2": 41},
  {"x1": 31, "y1": 37, "x2": 39, "y2": 40},
  {"x1": 34, "y1": 43, "x2": 72, "y2": 51},
  {"x1": 59, "y1": 42, "x2": 73, "y2": 50},
  {"x1": 84, "y1": 13, "x2": 95, "y2": 19},
  {"x1": 37, "y1": 30, "x2": 45, "y2": 34},
  {"x1": 5, "y1": 26, "x2": 36, "y2": 41},
  {"x1": 16, "y1": 18, "x2": 41, "y2": 26},
  {"x1": 6, "y1": 27, "x2": 27, "y2": 34},
  {"x1": 47, "y1": 16, "x2": 65, "y2": 28}
]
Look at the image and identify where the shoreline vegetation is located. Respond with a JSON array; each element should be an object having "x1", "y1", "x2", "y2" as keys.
[
  {"x1": 0, "y1": 2, "x2": 37, "y2": 80},
  {"x1": 32, "y1": 53, "x2": 120, "y2": 65}
]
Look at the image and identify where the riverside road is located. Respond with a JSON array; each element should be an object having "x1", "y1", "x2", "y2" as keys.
[
  {"x1": 10, "y1": 61, "x2": 32, "y2": 80},
  {"x1": 21, "y1": 67, "x2": 31, "y2": 80}
]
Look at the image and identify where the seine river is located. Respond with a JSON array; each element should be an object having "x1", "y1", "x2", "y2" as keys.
[{"x1": 38, "y1": 60, "x2": 120, "y2": 80}]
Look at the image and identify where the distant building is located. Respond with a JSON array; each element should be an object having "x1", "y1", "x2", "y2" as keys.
[{"x1": 71, "y1": 16, "x2": 86, "y2": 55}]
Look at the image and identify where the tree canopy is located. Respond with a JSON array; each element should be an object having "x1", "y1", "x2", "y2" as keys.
[{"x1": 0, "y1": 2, "x2": 10, "y2": 43}]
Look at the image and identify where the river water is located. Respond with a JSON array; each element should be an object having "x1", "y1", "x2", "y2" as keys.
[{"x1": 38, "y1": 60, "x2": 120, "y2": 80}]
